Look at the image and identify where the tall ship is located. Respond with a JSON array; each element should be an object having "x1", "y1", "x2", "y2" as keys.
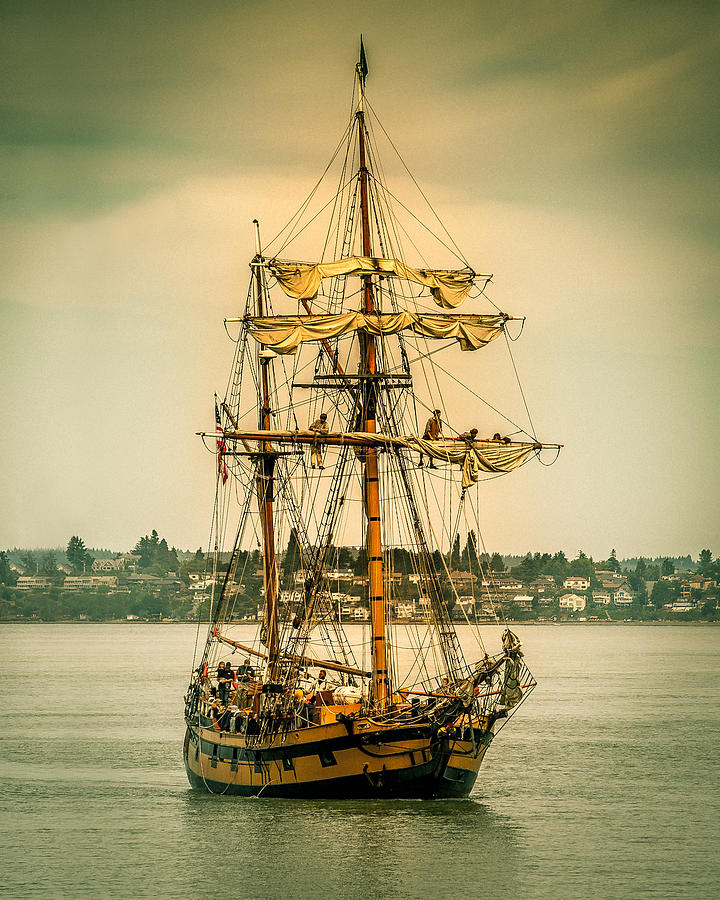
[{"x1": 183, "y1": 43, "x2": 560, "y2": 798}]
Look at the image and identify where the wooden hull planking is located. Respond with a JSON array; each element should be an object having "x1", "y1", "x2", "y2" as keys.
[{"x1": 183, "y1": 716, "x2": 493, "y2": 799}]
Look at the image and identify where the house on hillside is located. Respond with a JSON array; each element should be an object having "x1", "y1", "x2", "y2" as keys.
[
  {"x1": 671, "y1": 599, "x2": 697, "y2": 613},
  {"x1": 92, "y1": 553, "x2": 139, "y2": 572},
  {"x1": 16, "y1": 576, "x2": 51, "y2": 590},
  {"x1": 326, "y1": 569, "x2": 354, "y2": 582},
  {"x1": 563, "y1": 576, "x2": 590, "y2": 591},
  {"x1": 599, "y1": 575, "x2": 624, "y2": 590},
  {"x1": 63, "y1": 575, "x2": 118, "y2": 590},
  {"x1": 528, "y1": 575, "x2": 555, "y2": 595},
  {"x1": 448, "y1": 571, "x2": 475, "y2": 589},
  {"x1": 394, "y1": 602, "x2": 416, "y2": 621},
  {"x1": 612, "y1": 583, "x2": 634, "y2": 606},
  {"x1": 507, "y1": 595, "x2": 533, "y2": 610},
  {"x1": 480, "y1": 574, "x2": 523, "y2": 593},
  {"x1": 559, "y1": 593, "x2": 586, "y2": 612},
  {"x1": 688, "y1": 576, "x2": 717, "y2": 591}
]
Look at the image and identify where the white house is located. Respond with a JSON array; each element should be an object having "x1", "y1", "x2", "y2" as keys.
[
  {"x1": 349, "y1": 606, "x2": 370, "y2": 621},
  {"x1": 592, "y1": 591, "x2": 612, "y2": 606},
  {"x1": 559, "y1": 593, "x2": 586, "y2": 612},
  {"x1": 326, "y1": 569, "x2": 354, "y2": 581},
  {"x1": 395, "y1": 602, "x2": 416, "y2": 620},
  {"x1": 563, "y1": 576, "x2": 590, "y2": 591},
  {"x1": 671, "y1": 600, "x2": 696, "y2": 613},
  {"x1": 455, "y1": 596, "x2": 476, "y2": 615},
  {"x1": 508, "y1": 595, "x2": 533, "y2": 610},
  {"x1": 92, "y1": 553, "x2": 139, "y2": 572},
  {"x1": 613, "y1": 583, "x2": 634, "y2": 606},
  {"x1": 63, "y1": 575, "x2": 118, "y2": 589},
  {"x1": 16, "y1": 576, "x2": 51, "y2": 590}
]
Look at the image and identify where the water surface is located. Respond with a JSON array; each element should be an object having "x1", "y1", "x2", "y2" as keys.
[{"x1": 1, "y1": 624, "x2": 718, "y2": 898}]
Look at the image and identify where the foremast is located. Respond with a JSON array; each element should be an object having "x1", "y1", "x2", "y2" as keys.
[{"x1": 356, "y1": 44, "x2": 389, "y2": 711}]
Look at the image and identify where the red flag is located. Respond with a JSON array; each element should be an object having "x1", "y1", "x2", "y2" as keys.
[{"x1": 215, "y1": 399, "x2": 228, "y2": 484}]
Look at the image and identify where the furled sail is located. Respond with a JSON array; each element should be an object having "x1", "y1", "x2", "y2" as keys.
[
  {"x1": 242, "y1": 311, "x2": 510, "y2": 354},
  {"x1": 264, "y1": 256, "x2": 486, "y2": 309},
  {"x1": 219, "y1": 428, "x2": 544, "y2": 488},
  {"x1": 364, "y1": 434, "x2": 539, "y2": 488}
]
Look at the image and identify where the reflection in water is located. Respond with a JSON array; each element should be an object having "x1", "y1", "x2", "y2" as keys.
[{"x1": 178, "y1": 794, "x2": 521, "y2": 899}]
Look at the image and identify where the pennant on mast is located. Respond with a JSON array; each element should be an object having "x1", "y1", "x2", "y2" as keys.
[{"x1": 358, "y1": 37, "x2": 368, "y2": 86}]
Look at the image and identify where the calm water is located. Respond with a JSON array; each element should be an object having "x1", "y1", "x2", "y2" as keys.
[{"x1": 1, "y1": 624, "x2": 718, "y2": 899}]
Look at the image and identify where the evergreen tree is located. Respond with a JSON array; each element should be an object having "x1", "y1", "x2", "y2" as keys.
[
  {"x1": 449, "y1": 535, "x2": 461, "y2": 570},
  {"x1": 651, "y1": 580, "x2": 677, "y2": 609},
  {"x1": 698, "y1": 549, "x2": 713, "y2": 576},
  {"x1": 569, "y1": 551, "x2": 593, "y2": 580},
  {"x1": 353, "y1": 546, "x2": 368, "y2": 577},
  {"x1": 281, "y1": 528, "x2": 302, "y2": 590},
  {"x1": 460, "y1": 531, "x2": 477, "y2": 570},
  {"x1": 0, "y1": 551, "x2": 17, "y2": 586},
  {"x1": 66, "y1": 536, "x2": 93, "y2": 575},
  {"x1": 548, "y1": 550, "x2": 569, "y2": 586},
  {"x1": 489, "y1": 552, "x2": 505, "y2": 572},
  {"x1": 337, "y1": 547, "x2": 355, "y2": 569},
  {"x1": 134, "y1": 530, "x2": 160, "y2": 569},
  {"x1": 132, "y1": 530, "x2": 178, "y2": 575},
  {"x1": 661, "y1": 558, "x2": 675, "y2": 576},
  {"x1": 40, "y1": 551, "x2": 58, "y2": 577},
  {"x1": 20, "y1": 551, "x2": 38, "y2": 575},
  {"x1": 606, "y1": 549, "x2": 621, "y2": 573}
]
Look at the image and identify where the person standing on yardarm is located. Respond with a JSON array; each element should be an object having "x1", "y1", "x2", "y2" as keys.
[
  {"x1": 310, "y1": 412, "x2": 329, "y2": 468},
  {"x1": 419, "y1": 408, "x2": 443, "y2": 469}
]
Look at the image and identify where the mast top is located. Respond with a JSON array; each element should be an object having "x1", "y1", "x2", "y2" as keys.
[{"x1": 356, "y1": 37, "x2": 368, "y2": 109}]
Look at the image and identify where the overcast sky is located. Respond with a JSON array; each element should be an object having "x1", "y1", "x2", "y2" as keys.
[{"x1": 1, "y1": 0, "x2": 718, "y2": 560}]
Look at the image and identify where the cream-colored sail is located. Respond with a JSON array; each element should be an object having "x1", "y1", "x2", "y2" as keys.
[
  {"x1": 220, "y1": 428, "x2": 542, "y2": 487},
  {"x1": 354, "y1": 433, "x2": 539, "y2": 488},
  {"x1": 242, "y1": 311, "x2": 509, "y2": 354},
  {"x1": 264, "y1": 256, "x2": 485, "y2": 309}
]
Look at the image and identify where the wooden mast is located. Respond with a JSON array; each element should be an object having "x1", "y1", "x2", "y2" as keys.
[
  {"x1": 253, "y1": 219, "x2": 280, "y2": 678},
  {"x1": 356, "y1": 43, "x2": 388, "y2": 709}
]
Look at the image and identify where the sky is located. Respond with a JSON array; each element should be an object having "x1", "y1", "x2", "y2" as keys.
[{"x1": 1, "y1": 0, "x2": 718, "y2": 560}]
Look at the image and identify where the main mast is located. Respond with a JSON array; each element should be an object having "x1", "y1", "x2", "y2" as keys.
[
  {"x1": 253, "y1": 219, "x2": 280, "y2": 677},
  {"x1": 356, "y1": 43, "x2": 389, "y2": 709}
]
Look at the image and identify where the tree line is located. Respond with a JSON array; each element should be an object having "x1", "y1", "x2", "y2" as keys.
[{"x1": 1, "y1": 530, "x2": 717, "y2": 623}]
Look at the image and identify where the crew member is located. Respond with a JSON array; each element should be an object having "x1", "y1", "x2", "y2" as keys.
[
  {"x1": 236, "y1": 658, "x2": 253, "y2": 709},
  {"x1": 309, "y1": 412, "x2": 329, "y2": 469},
  {"x1": 217, "y1": 661, "x2": 233, "y2": 704},
  {"x1": 311, "y1": 669, "x2": 328, "y2": 699},
  {"x1": 419, "y1": 409, "x2": 442, "y2": 469}
]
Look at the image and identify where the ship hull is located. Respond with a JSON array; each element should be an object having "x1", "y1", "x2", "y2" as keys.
[{"x1": 183, "y1": 718, "x2": 492, "y2": 799}]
